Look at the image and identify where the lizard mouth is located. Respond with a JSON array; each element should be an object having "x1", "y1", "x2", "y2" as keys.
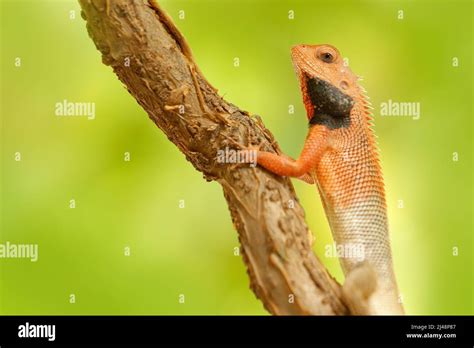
[{"x1": 304, "y1": 74, "x2": 354, "y2": 129}]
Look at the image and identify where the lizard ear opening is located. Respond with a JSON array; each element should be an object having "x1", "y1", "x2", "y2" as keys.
[{"x1": 340, "y1": 81, "x2": 349, "y2": 90}]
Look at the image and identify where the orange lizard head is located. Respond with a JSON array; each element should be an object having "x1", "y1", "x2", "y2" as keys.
[{"x1": 291, "y1": 44, "x2": 360, "y2": 128}]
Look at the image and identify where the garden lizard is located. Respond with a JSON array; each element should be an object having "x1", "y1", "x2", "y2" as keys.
[{"x1": 249, "y1": 44, "x2": 403, "y2": 315}]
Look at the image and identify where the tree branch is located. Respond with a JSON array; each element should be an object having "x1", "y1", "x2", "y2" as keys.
[{"x1": 78, "y1": 0, "x2": 352, "y2": 315}]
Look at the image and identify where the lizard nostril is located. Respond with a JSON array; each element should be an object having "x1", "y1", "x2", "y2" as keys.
[{"x1": 340, "y1": 81, "x2": 349, "y2": 90}]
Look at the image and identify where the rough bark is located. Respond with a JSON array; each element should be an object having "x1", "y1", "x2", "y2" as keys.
[{"x1": 78, "y1": 0, "x2": 351, "y2": 315}]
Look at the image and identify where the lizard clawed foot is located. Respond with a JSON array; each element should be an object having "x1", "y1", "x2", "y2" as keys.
[
  {"x1": 236, "y1": 144, "x2": 260, "y2": 168},
  {"x1": 218, "y1": 135, "x2": 262, "y2": 168}
]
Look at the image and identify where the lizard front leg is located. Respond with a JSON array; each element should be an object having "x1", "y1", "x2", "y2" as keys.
[
  {"x1": 253, "y1": 125, "x2": 328, "y2": 180},
  {"x1": 266, "y1": 152, "x2": 315, "y2": 184}
]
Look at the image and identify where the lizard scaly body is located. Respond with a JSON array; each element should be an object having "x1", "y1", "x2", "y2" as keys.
[{"x1": 251, "y1": 44, "x2": 403, "y2": 315}]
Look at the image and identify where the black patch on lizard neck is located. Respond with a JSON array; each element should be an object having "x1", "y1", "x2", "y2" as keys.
[{"x1": 306, "y1": 76, "x2": 354, "y2": 129}]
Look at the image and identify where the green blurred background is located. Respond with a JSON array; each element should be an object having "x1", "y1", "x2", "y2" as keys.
[{"x1": 0, "y1": 0, "x2": 472, "y2": 315}]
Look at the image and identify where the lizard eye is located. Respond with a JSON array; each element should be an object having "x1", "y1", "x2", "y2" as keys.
[{"x1": 319, "y1": 51, "x2": 335, "y2": 63}]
